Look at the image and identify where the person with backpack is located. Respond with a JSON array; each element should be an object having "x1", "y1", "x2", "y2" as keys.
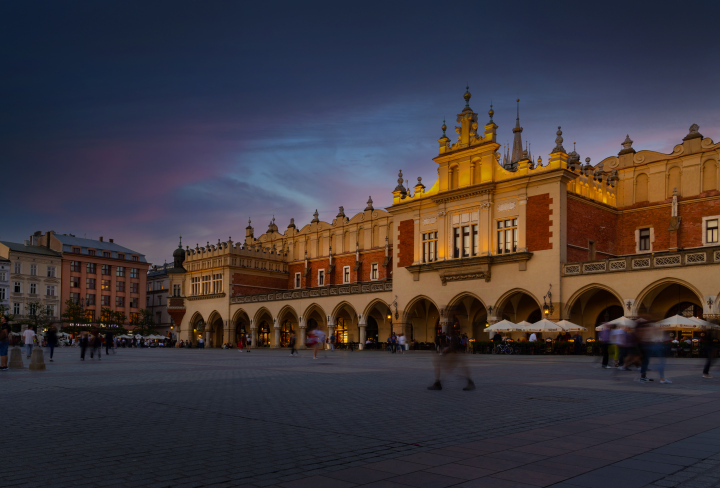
[
  {"x1": 0, "y1": 315, "x2": 11, "y2": 370},
  {"x1": 46, "y1": 323, "x2": 58, "y2": 362}
]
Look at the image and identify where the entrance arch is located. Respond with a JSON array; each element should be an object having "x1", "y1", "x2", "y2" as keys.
[
  {"x1": 402, "y1": 296, "x2": 440, "y2": 343},
  {"x1": 303, "y1": 303, "x2": 327, "y2": 337},
  {"x1": 189, "y1": 312, "x2": 205, "y2": 345},
  {"x1": 495, "y1": 289, "x2": 542, "y2": 323},
  {"x1": 446, "y1": 293, "x2": 487, "y2": 340},
  {"x1": 277, "y1": 305, "x2": 299, "y2": 347},
  {"x1": 565, "y1": 284, "x2": 624, "y2": 335},
  {"x1": 331, "y1": 302, "x2": 358, "y2": 343},
  {"x1": 635, "y1": 279, "x2": 704, "y2": 319},
  {"x1": 206, "y1": 311, "x2": 224, "y2": 348},
  {"x1": 253, "y1": 308, "x2": 273, "y2": 347},
  {"x1": 232, "y1": 309, "x2": 250, "y2": 344}
]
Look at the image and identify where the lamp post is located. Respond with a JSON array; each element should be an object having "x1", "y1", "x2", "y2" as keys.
[{"x1": 542, "y1": 284, "x2": 554, "y2": 318}]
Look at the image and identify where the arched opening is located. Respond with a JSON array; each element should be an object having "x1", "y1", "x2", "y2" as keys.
[
  {"x1": 367, "y1": 317, "x2": 379, "y2": 342},
  {"x1": 233, "y1": 310, "x2": 250, "y2": 345},
  {"x1": 258, "y1": 321, "x2": 271, "y2": 347},
  {"x1": 703, "y1": 160, "x2": 718, "y2": 192},
  {"x1": 403, "y1": 296, "x2": 440, "y2": 343},
  {"x1": 446, "y1": 293, "x2": 487, "y2": 340},
  {"x1": 636, "y1": 281, "x2": 703, "y2": 320},
  {"x1": 277, "y1": 306, "x2": 299, "y2": 348},
  {"x1": 332, "y1": 302, "x2": 358, "y2": 343},
  {"x1": 189, "y1": 312, "x2": 205, "y2": 345},
  {"x1": 335, "y1": 317, "x2": 347, "y2": 343},
  {"x1": 304, "y1": 304, "x2": 327, "y2": 339},
  {"x1": 362, "y1": 299, "x2": 392, "y2": 346},
  {"x1": 565, "y1": 285, "x2": 624, "y2": 337},
  {"x1": 207, "y1": 312, "x2": 224, "y2": 348},
  {"x1": 495, "y1": 289, "x2": 542, "y2": 324},
  {"x1": 253, "y1": 308, "x2": 274, "y2": 347}
]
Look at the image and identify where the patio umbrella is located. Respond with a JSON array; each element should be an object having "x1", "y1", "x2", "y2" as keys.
[
  {"x1": 653, "y1": 315, "x2": 710, "y2": 329},
  {"x1": 596, "y1": 316, "x2": 637, "y2": 331},
  {"x1": 556, "y1": 320, "x2": 587, "y2": 332},
  {"x1": 687, "y1": 317, "x2": 719, "y2": 329},
  {"x1": 525, "y1": 319, "x2": 563, "y2": 333},
  {"x1": 484, "y1": 320, "x2": 519, "y2": 333},
  {"x1": 516, "y1": 321, "x2": 533, "y2": 329}
]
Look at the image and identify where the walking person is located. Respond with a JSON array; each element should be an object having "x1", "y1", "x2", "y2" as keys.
[
  {"x1": 0, "y1": 315, "x2": 11, "y2": 370},
  {"x1": 289, "y1": 329, "x2": 298, "y2": 356},
  {"x1": 398, "y1": 333, "x2": 407, "y2": 354},
  {"x1": 23, "y1": 325, "x2": 36, "y2": 359},
  {"x1": 238, "y1": 333, "x2": 245, "y2": 352},
  {"x1": 329, "y1": 332, "x2": 335, "y2": 351},
  {"x1": 79, "y1": 330, "x2": 90, "y2": 360},
  {"x1": 599, "y1": 324, "x2": 611, "y2": 368},
  {"x1": 105, "y1": 330, "x2": 114, "y2": 356},
  {"x1": 90, "y1": 327, "x2": 102, "y2": 360},
  {"x1": 307, "y1": 323, "x2": 325, "y2": 359},
  {"x1": 703, "y1": 327, "x2": 717, "y2": 379},
  {"x1": 427, "y1": 327, "x2": 475, "y2": 391},
  {"x1": 46, "y1": 323, "x2": 58, "y2": 362}
]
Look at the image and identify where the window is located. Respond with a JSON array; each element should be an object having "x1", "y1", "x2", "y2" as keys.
[
  {"x1": 130, "y1": 282, "x2": 138, "y2": 294},
  {"x1": 116, "y1": 281, "x2": 125, "y2": 292},
  {"x1": 116, "y1": 266, "x2": 125, "y2": 277},
  {"x1": 13, "y1": 302, "x2": 20, "y2": 315},
  {"x1": 88, "y1": 249, "x2": 96, "y2": 256},
  {"x1": 87, "y1": 263, "x2": 96, "y2": 274},
  {"x1": 29, "y1": 283, "x2": 36, "y2": 295},
  {"x1": 454, "y1": 225, "x2": 479, "y2": 258},
  {"x1": 46, "y1": 285, "x2": 56, "y2": 297},
  {"x1": 86, "y1": 278, "x2": 96, "y2": 290},
  {"x1": 86, "y1": 293, "x2": 95, "y2": 306},
  {"x1": 212, "y1": 273, "x2": 223, "y2": 294},
  {"x1": 130, "y1": 312, "x2": 139, "y2": 323},
  {"x1": 705, "y1": 218, "x2": 719, "y2": 245},
  {"x1": 371, "y1": 263, "x2": 379, "y2": 280},
  {"x1": 318, "y1": 269, "x2": 325, "y2": 286},
  {"x1": 639, "y1": 228, "x2": 651, "y2": 251},
  {"x1": 202, "y1": 275, "x2": 211, "y2": 294},
  {"x1": 102, "y1": 280, "x2": 111, "y2": 291},
  {"x1": 30, "y1": 264, "x2": 37, "y2": 276},
  {"x1": 70, "y1": 292, "x2": 80, "y2": 304},
  {"x1": 118, "y1": 253, "x2": 125, "y2": 260},
  {"x1": 294, "y1": 272, "x2": 301, "y2": 289},
  {"x1": 422, "y1": 232, "x2": 438, "y2": 263},
  {"x1": 70, "y1": 261, "x2": 81, "y2": 272},
  {"x1": 102, "y1": 264, "x2": 111, "y2": 275},
  {"x1": 0, "y1": 288, "x2": 5, "y2": 301},
  {"x1": 130, "y1": 268, "x2": 139, "y2": 278},
  {"x1": 116, "y1": 296, "x2": 125, "y2": 307},
  {"x1": 47, "y1": 266, "x2": 56, "y2": 277},
  {"x1": 85, "y1": 310, "x2": 94, "y2": 323},
  {"x1": 101, "y1": 295, "x2": 111, "y2": 306},
  {"x1": 130, "y1": 297, "x2": 139, "y2": 308},
  {"x1": 14, "y1": 262, "x2": 21, "y2": 274},
  {"x1": 13, "y1": 282, "x2": 21, "y2": 293},
  {"x1": 103, "y1": 251, "x2": 111, "y2": 258},
  {"x1": 343, "y1": 266, "x2": 351, "y2": 284},
  {"x1": 46, "y1": 304, "x2": 56, "y2": 317},
  {"x1": 70, "y1": 277, "x2": 80, "y2": 288},
  {"x1": 191, "y1": 277, "x2": 200, "y2": 295},
  {"x1": 28, "y1": 303, "x2": 37, "y2": 316},
  {"x1": 0, "y1": 271, "x2": 5, "y2": 281},
  {"x1": 497, "y1": 219, "x2": 518, "y2": 255},
  {"x1": 173, "y1": 284, "x2": 181, "y2": 297},
  {"x1": 72, "y1": 247, "x2": 80, "y2": 253},
  {"x1": 132, "y1": 256, "x2": 139, "y2": 262}
]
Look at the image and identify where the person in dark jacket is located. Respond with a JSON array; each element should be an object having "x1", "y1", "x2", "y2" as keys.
[{"x1": 46, "y1": 324, "x2": 58, "y2": 362}]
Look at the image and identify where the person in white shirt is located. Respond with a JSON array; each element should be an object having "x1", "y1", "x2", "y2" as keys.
[
  {"x1": 23, "y1": 327, "x2": 36, "y2": 359},
  {"x1": 529, "y1": 332, "x2": 537, "y2": 342},
  {"x1": 398, "y1": 333, "x2": 407, "y2": 354}
]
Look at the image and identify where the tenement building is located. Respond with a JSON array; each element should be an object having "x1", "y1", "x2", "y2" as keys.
[{"x1": 168, "y1": 89, "x2": 720, "y2": 347}]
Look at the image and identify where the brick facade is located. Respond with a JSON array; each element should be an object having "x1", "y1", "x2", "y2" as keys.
[
  {"x1": 567, "y1": 196, "x2": 618, "y2": 262},
  {"x1": 526, "y1": 194, "x2": 553, "y2": 251},
  {"x1": 232, "y1": 272, "x2": 288, "y2": 296},
  {"x1": 397, "y1": 219, "x2": 414, "y2": 267},
  {"x1": 285, "y1": 250, "x2": 391, "y2": 290}
]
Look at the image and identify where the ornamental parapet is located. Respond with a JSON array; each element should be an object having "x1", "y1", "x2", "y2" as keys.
[
  {"x1": 186, "y1": 293, "x2": 226, "y2": 301},
  {"x1": 562, "y1": 246, "x2": 720, "y2": 276},
  {"x1": 230, "y1": 280, "x2": 392, "y2": 305},
  {"x1": 405, "y1": 252, "x2": 532, "y2": 283}
]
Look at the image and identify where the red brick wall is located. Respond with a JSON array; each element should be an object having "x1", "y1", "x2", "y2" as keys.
[
  {"x1": 285, "y1": 250, "x2": 392, "y2": 288},
  {"x1": 397, "y1": 219, "x2": 414, "y2": 267},
  {"x1": 526, "y1": 194, "x2": 553, "y2": 251},
  {"x1": 567, "y1": 197, "x2": 618, "y2": 261},
  {"x1": 232, "y1": 271, "x2": 288, "y2": 296}
]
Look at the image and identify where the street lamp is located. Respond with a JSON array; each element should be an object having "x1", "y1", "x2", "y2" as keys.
[{"x1": 542, "y1": 284, "x2": 554, "y2": 317}]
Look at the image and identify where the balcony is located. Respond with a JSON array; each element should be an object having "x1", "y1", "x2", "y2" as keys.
[
  {"x1": 230, "y1": 280, "x2": 392, "y2": 305},
  {"x1": 405, "y1": 252, "x2": 532, "y2": 284},
  {"x1": 563, "y1": 246, "x2": 720, "y2": 276}
]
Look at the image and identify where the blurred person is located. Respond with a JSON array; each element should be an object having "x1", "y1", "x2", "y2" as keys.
[
  {"x1": 329, "y1": 332, "x2": 335, "y2": 351},
  {"x1": 289, "y1": 329, "x2": 298, "y2": 356},
  {"x1": 427, "y1": 327, "x2": 475, "y2": 391},
  {"x1": 638, "y1": 322, "x2": 670, "y2": 383},
  {"x1": 46, "y1": 324, "x2": 58, "y2": 362},
  {"x1": 23, "y1": 325, "x2": 36, "y2": 359},
  {"x1": 90, "y1": 327, "x2": 102, "y2": 360},
  {"x1": 307, "y1": 323, "x2": 325, "y2": 359},
  {"x1": 599, "y1": 324, "x2": 612, "y2": 368},
  {"x1": 610, "y1": 324, "x2": 624, "y2": 368},
  {"x1": 398, "y1": 333, "x2": 407, "y2": 354},
  {"x1": 105, "y1": 330, "x2": 115, "y2": 356},
  {"x1": 79, "y1": 329, "x2": 90, "y2": 360},
  {"x1": 703, "y1": 327, "x2": 717, "y2": 379},
  {"x1": 0, "y1": 315, "x2": 11, "y2": 370},
  {"x1": 529, "y1": 332, "x2": 537, "y2": 342}
]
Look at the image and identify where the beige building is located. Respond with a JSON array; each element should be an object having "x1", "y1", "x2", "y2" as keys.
[
  {"x1": 0, "y1": 241, "x2": 62, "y2": 322},
  {"x1": 169, "y1": 89, "x2": 720, "y2": 347}
]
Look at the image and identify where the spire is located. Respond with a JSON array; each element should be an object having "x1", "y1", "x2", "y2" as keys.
[
  {"x1": 365, "y1": 197, "x2": 374, "y2": 211},
  {"x1": 619, "y1": 134, "x2": 636, "y2": 155},
  {"x1": 488, "y1": 102, "x2": 494, "y2": 124},
  {"x1": 441, "y1": 119, "x2": 447, "y2": 137},
  {"x1": 552, "y1": 126, "x2": 566, "y2": 153},
  {"x1": 510, "y1": 99, "x2": 524, "y2": 166},
  {"x1": 311, "y1": 210, "x2": 320, "y2": 223},
  {"x1": 463, "y1": 85, "x2": 471, "y2": 109}
]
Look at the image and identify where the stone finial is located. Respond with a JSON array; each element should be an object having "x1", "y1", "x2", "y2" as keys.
[
  {"x1": 552, "y1": 126, "x2": 566, "y2": 153},
  {"x1": 583, "y1": 157, "x2": 592, "y2": 177},
  {"x1": 463, "y1": 85, "x2": 471, "y2": 109},
  {"x1": 488, "y1": 103, "x2": 494, "y2": 124},
  {"x1": 414, "y1": 177, "x2": 426, "y2": 194},
  {"x1": 311, "y1": 210, "x2": 320, "y2": 223},
  {"x1": 364, "y1": 197, "x2": 374, "y2": 211},
  {"x1": 593, "y1": 161, "x2": 604, "y2": 182},
  {"x1": 683, "y1": 123, "x2": 703, "y2": 141},
  {"x1": 394, "y1": 169, "x2": 406, "y2": 193},
  {"x1": 608, "y1": 169, "x2": 619, "y2": 188},
  {"x1": 337, "y1": 206, "x2": 346, "y2": 218},
  {"x1": 537, "y1": 156, "x2": 542, "y2": 166},
  {"x1": 618, "y1": 134, "x2": 636, "y2": 155},
  {"x1": 287, "y1": 217, "x2": 296, "y2": 229},
  {"x1": 441, "y1": 119, "x2": 447, "y2": 137},
  {"x1": 246, "y1": 218, "x2": 252, "y2": 229}
]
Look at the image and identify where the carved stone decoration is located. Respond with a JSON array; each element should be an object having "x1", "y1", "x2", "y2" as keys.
[
  {"x1": 619, "y1": 134, "x2": 636, "y2": 155},
  {"x1": 438, "y1": 264, "x2": 490, "y2": 286},
  {"x1": 683, "y1": 123, "x2": 703, "y2": 141},
  {"x1": 422, "y1": 217, "x2": 437, "y2": 225},
  {"x1": 497, "y1": 201, "x2": 516, "y2": 212},
  {"x1": 552, "y1": 126, "x2": 566, "y2": 154}
]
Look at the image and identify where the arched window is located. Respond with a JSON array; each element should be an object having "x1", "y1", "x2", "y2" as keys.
[
  {"x1": 703, "y1": 160, "x2": 718, "y2": 192},
  {"x1": 635, "y1": 173, "x2": 649, "y2": 202},
  {"x1": 335, "y1": 317, "x2": 347, "y2": 343}
]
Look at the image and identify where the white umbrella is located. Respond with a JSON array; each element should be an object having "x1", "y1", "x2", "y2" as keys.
[
  {"x1": 556, "y1": 320, "x2": 587, "y2": 332},
  {"x1": 687, "y1": 317, "x2": 719, "y2": 329},
  {"x1": 145, "y1": 334, "x2": 166, "y2": 340},
  {"x1": 596, "y1": 316, "x2": 637, "y2": 331},
  {"x1": 654, "y1": 314, "x2": 710, "y2": 329},
  {"x1": 484, "y1": 320, "x2": 519, "y2": 333},
  {"x1": 516, "y1": 321, "x2": 533, "y2": 329},
  {"x1": 525, "y1": 319, "x2": 563, "y2": 333}
]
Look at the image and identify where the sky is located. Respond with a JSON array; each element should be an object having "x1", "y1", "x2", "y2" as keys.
[{"x1": 2, "y1": 1, "x2": 719, "y2": 265}]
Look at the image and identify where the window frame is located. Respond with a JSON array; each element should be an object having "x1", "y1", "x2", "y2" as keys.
[
  {"x1": 496, "y1": 218, "x2": 519, "y2": 255},
  {"x1": 370, "y1": 263, "x2": 379, "y2": 281},
  {"x1": 294, "y1": 272, "x2": 301, "y2": 289},
  {"x1": 317, "y1": 269, "x2": 325, "y2": 286},
  {"x1": 702, "y1": 216, "x2": 720, "y2": 246},
  {"x1": 342, "y1": 266, "x2": 351, "y2": 284},
  {"x1": 422, "y1": 231, "x2": 438, "y2": 263},
  {"x1": 636, "y1": 227, "x2": 653, "y2": 253}
]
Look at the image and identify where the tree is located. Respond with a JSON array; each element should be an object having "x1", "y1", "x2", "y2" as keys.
[
  {"x1": 18, "y1": 301, "x2": 53, "y2": 333},
  {"x1": 131, "y1": 308, "x2": 156, "y2": 336},
  {"x1": 98, "y1": 307, "x2": 127, "y2": 334},
  {"x1": 60, "y1": 298, "x2": 88, "y2": 334}
]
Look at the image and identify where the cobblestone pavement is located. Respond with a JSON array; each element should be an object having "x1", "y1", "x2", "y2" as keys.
[{"x1": 4, "y1": 347, "x2": 720, "y2": 488}]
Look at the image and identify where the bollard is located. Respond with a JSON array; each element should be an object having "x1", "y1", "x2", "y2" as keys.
[
  {"x1": 29, "y1": 347, "x2": 46, "y2": 371},
  {"x1": 9, "y1": 347, "x2": 24, "y2": 369}
]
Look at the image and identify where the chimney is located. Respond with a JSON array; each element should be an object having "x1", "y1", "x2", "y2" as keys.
[
  {"x1": 99, "y1": 236, "x2": 103, "y2": 242},
  {"x1": 109, "y1": 239, "x2": 114, "y2": 243},
  {"x1": 24, "y1": 240, "x2": 30, "y2": 246}
]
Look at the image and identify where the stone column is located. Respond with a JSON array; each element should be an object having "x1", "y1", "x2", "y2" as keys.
[
  {"x1": 358, "y1": 316, "x2": 367, "y2": 350},
  {"x1": 250, "y1": 326, "x2": 258, "y2": 349},
  {"x1": 273, "y1": 325, "x2": 281, "y2": 348},
  {"x1": 224, "y1": 320, "x2": 235, "y2": 346},
  {"x1": 299, "y1": 326, "x2": 307, "y2": 350},
  {"x1": 204, "y1": 331, "x2": 211, "y2": 349}
]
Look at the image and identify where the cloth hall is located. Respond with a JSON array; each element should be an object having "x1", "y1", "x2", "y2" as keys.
[{"x1": 166, "y1": 89, "x2": 720, "y2": 348}]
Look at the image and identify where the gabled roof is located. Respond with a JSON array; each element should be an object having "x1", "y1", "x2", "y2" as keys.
[
  {"x1": 0, "y1": 241, "x2": 62, "y2": 257},
  {"x1": 54, "y1": 234, "x2": 146, "y2": 262}
]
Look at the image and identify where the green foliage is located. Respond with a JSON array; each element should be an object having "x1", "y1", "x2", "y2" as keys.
[
  {"x1": 17, "y1": 301, "x2": 53, "y2": 332},
  {"x1": 130, "y1": 308, "x2": 156, "y2": 336}
]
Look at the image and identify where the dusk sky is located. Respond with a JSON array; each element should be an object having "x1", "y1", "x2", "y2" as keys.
[{"x1": 2, "y1": 1, "x2": 719, "y2": 265}]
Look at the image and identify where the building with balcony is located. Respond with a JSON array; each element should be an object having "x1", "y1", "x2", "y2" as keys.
[
  {"x1": 0, "y1": 241, "x2": 62, "y2": 322},
  {"x1": 29, "y1": 231, "x2": 149, "y2": 326},
  {"x1": 168, "y1": 88, "x2": 720, "y2": 347}
]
